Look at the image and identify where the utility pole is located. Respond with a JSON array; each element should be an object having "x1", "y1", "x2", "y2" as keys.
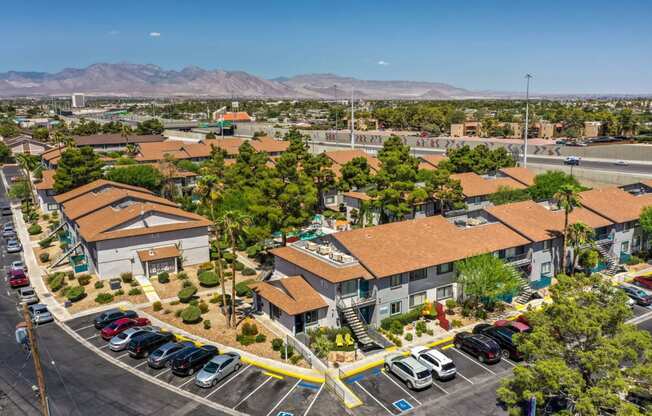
[
  {"x1": 21, "y1": 303, "x2": 49, "y2": 416},
  {"x1": 523, "y1": 73, "x2": 532, "y2": 167},
  {"x1": 334, "y1": 84, "x2": 338, "y2": 134},
  {"x1": 350, "y1": 86, "x2": 355, "y2": 149}
]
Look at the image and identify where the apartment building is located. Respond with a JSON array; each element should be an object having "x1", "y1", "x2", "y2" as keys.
[
  {"x1": 322, "y1": 149, "x2": 381, "y2": 209},
  {"x1": 2, "y1": 135, "x2": 51, "y2": 156},
  {"x1": 73, "y1": 133, "x2": 165, "y2": 152}
]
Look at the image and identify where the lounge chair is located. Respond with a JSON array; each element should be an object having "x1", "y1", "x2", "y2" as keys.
[
  {"x1": 336, "y1": 333, "x2": 344, "y2": 347},
  {"x1": 344, "y1": 333, "x2": 355, "y2": 347}
]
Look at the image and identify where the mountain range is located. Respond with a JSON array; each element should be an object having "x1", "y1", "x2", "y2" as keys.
[{"x1": 0, "y1": 63, "x2": 495, "y2": 99}]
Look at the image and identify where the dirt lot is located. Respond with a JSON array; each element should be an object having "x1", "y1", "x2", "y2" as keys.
[{"x1": 150, "y1": 266, "x2": 256, "y2": 300}]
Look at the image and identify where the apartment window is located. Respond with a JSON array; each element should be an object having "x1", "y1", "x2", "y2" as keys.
[
  {"x1": 270, "y1": 304, "x2": 281, "y2": 320},
  {"x1": 543, "y1": 240, "x2": 552, "y2": 251},
  {"x1": 390, "y1": 301, "x2": 402, "y2": 316},
  {"x1": 541, "y1": 262, "x2": 552, "y2": 276},
  {"x1": 436, "y1": 285, "x2": 454, "y2": 300},
  {"x1": 305, "y1": 310, "x2": 318, "y2": 325},
  {"x1": 633, "y1": 236, "x2": 641, "y2": 250},
  {"x1": 340, "y1": 280, "x2": 357, "y2": 297},
  {"x1": 409, "y1": 268, "x2": 427, "y2": 282},
  {"x1": 325, "y1": 196, "x2": 335, "y2": 205},
  {"x1": 437, "y1": 262, "x2": 453, "y2": 275},
  {"x1": 47, "y1": 203, "x2": 58, "y2": 211},
  {"x1": 621, "y1": 241, "x2": 630, "y2": 254},
  {"x1": 389, "y1": 275, "x2": 402, "y2": 288},
  {"x1": 409, "y1": 292, "x2": 427, "y2": 308}
]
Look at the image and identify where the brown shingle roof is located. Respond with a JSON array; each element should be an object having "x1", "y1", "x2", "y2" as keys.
[
  {"x1": 41, "y1": 147, "x2": 64, "y2": 164},
  {"x1": 137, "y1": 246, "x2": 181, "y2": 262},
  {"x1": 343, "y1": 191, "x2": 375, "y2": 201},
  {"x1": 54, "y1": 179, "x2": 154, "y2": 204},
  {"x1": 35, "y1": 170, "x2": 55, "y2": 190},
  {"x1": 333, "y1": 215, "x2": 530, "y2": 278},
  {"x1": 451, "y1": 172, "x2": 527, "y2": 198},
  {"x1": 250, "y1": 276, "x2": 327, "y2": 315},
  {"x1": 62, "y1": 187, "x2": 177, "y2": 221},
  {"x1": 324, "y1": 149, "x2": 381, "y2": 172},
  {"x1": 271, "y1": 246, "x2": 372, "y2": 283},
  {"x1": 74, "y1": 134, "x2": 164, "y2": 146},
  {"x1": 579, "y1": 187, "x2": 652, "y2": 223},
  {"x1": 221, "y1": 112, "x2": 252, "y2": 122},
  {"x1": 499, "y1": 167, "x2": 536, "y2": 187},
  {"x1": 419, "y1": 155, "x2": 447, "y2": 171}
]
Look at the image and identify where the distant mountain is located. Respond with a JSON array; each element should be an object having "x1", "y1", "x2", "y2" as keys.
[{"x1": 0, "y1": 63, "x2": 490, "y2": 99}]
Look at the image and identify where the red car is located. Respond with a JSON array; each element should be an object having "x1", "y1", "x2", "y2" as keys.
[
  {"x1": 494, "y1": 319, "x2": 532, "y2": 333},
  {"x1": 8, "y1": 269, "x2": 29, "y2": 288},
  {"x1": 634, "y1": 275, "x2": 652, "y2": 290},
  {"x1": 100, "y1": 317, "x2": 150, "y2": 340}
]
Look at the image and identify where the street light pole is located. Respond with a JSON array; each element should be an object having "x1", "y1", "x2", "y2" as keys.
[
  {"x1": 22, "y1": 303, "x2": 49, "y2": 416},
  {"x1": 350, "y1": 86, "x2": 355, "y2": 149},
  {"x1": 523, "y1": 74, "x2": 533, "y2": 167}
]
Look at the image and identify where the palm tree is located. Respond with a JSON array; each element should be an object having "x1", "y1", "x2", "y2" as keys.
[
  {"x1": 15, "y1": 154, "x2": 39, "y2": 206},
  {"x1": 121, "y1": 124, "x2": 132, "y2": 148},
  {"x1": 220, "y1": 210, "x2": 251, "y2": 327},
  {"x1": 566, "y1": 222, "x2": 595, "y2": 275},
  {"x1": 160, "y1": 153, "x2": 177, "y2": 200},
  {"x1": 554, "y1": 184, "x2": 582, "y2": 274}
]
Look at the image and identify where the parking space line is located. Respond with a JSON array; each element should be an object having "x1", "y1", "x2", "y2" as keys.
[
  {"x1": 154, "y1": 368, "x2": 171, "y2": 378},
  {"x1": 431, "y1": 380, "x2": 449, "y2": 395},
  {"x1": 116, "y1": 352, "x2": 129, "y2": 360},
  {"x1": 75, "y1": 324, "x2": 95, "y2": 331},
  {"x1": 454, "y1": 371, "x2": 474, "y2": 385},
  {"x1": 265, "y1": 379, "x2": 301, "y2": 416},
  {"x1": 85, "y1": 334, "x2": 99, "y2": 340},
  {"x1": 97, "y1": 344, "x2": 109, "y2": 350},
  {"x1": 133, "y1": 361, "x2": 148, "y2": 369},
  {"x1": 502, "y1": 358, "x2": 517, "y2": 367},
  {"x1": 205, "y1": 364, "x2": 252, "y2": 399},
  {"x1": 354, "y1": 381, "x2": 393, "y2": 416},
  {"x1": 303, "y1": 383, "x2": 324, "y2": 416},
  {"x1": 381, "y1": 370, "x2": 422, "y2": 405},
  {"x1": 233, "y1": 376, "x2": 271, "y2": 409},
  {"x1": 451, "y1": 348, "x2": 496, "y2": 375},
  {"x1": 178, "y1": 377, "x2": 195, "y2": 389}
]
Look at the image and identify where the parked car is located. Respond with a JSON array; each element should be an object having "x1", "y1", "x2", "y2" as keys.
[
  {"x1": 1, "y1": 205, "x2": 12, "y2": 216},
  {"x1": 6, "y1": 239, "x2": 22, "y2": 253},
  {"x1": 171, "y1": 345, "x2": 219, "y2": 376},
  {"x1": 94, "y1": 308, "x2": 138, "y2": 329},
  {"x1": 8, "y1": 269, "x2": 29, "y2": 288},
  {"x1": 384, "y1": 353, "x2": 433, "y2": 390},
  {"x1": 101, "y1": 317, "x2": 151, "y2": 340},
  {"x1": 454, "y1": 332, "x2": 502, "y2": 364},
  {"x1": 493, "y1": 319, "x2": 532, "y2": 333},
  {"x1": 18, "y1": 287, "x2": 38, "y2": 304},
  {"x1": 148, "y1": 341, "x2": 195, "y2": 369},
  {"x1": 195, "y1": 352, "x2": 242, "y2": 388},
  {"x1": 410, "y1": 346, "x2": 456, "y2": 380},
  {"x1": 108, "y1": 327, "x2": 155, "y2": 351},
  {"x1": 11, "y1": 260, "x2": 26, "y2": 272},
  {"x1": 128, "y1": 331, "x2": 174, "y2": 358},
  {"x1": 2, "y1": 223, "x2": 14, "y2": 237},
  {"x1": 473, "y1": 324, "x2": 523, "y2": 361},
  {"x1": 29, "y1": 304, "x2": 53, "y2": 324},
  {"x1": 619, "y1": 285, "x2": 652, "y2": 306},
  {"x1": 633, "y1": 275, "x2": 652, "y2": 291}
]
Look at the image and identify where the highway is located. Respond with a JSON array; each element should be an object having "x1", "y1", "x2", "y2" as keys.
[{"x1": 526, "y1": 156, "x2": 652, "y2": 175}]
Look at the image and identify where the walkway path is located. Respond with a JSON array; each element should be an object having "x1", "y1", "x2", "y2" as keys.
[{"x1": 136, "y1": 274, "x2": 160, "y2": 303}]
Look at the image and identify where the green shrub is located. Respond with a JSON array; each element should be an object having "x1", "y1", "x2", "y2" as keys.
[
  {"x1": 128, "y1": 288, "x2": 141, "y2": 296},
  {"x1": 77, "y1": 274, "x2": 92, "y2": 286},
  {"x1": 311, "y1": 334, "x2": 334, "y2": 358},
  {"x1": 289, "y1": 355, "x2": 302, "y2": 365},
  {"x1": 242, "y1": 267, "x2": 256, "y2": 276},
  {"x1": 198, "y1": 262, "x2": 213, "y2": 272},
  {"x1": 235, "y1": 280, "x2": 254, "y2": 297},
  {"x1": 234, "y1": 261, "x2": 244, "y2": 271},
  {"x1": 271, "y1": 338, "x2": 284, "y2": 351},
  {"x1": 380, "y1": 306, "x2": 423, "y2": 331},
  {"x1": 67, "y1": 271, "x2": 75, "y2": 280},
  {"x1": 157, "y1": 272, "x2": 170, "y2": 283},
  {"x1": 175, "y1": 309, "x2": 182, "y2": 318},
  {"x1": 67, "y1": 286, "x2": 85, "y2": 302},
  {"x1": 170, "y1": 300, "x2": 180, "y2": 306},
  {"x1": 451, "y1": 319, "x2": 463, "y2": 328},
  {"x1": 223, "y1": 271, "x2": 232, "y2": 277},
  {"x1": 255, "y1": 334, "x2": 266, "y2": 343},
  {"x1": 114, "y1": 289, "x2": 124, "y2": 296},
  {"x1": 190, "y1": 299, "x2": 199, "y2": 307},
  {"x1": 95, "y1": 293, "x2": 114, "y2": 304},
  {"x1": 60, "y1": 286, "x2": 71, "y2": 297},
  {"x1": 404, "y1": 333, "x2": 413, "y2": 342},
  {"x1": 426, "y1": 329, "x2": 434, "y2": 336},
  {"x1": 280, "y1": 344, "x2": 294, "y2": 359},
  {"x1": 198, "y1": 271, "x2": 219, "y2": 287},
  {"x1": 245, "y1": 244, "x2": 261, "y2": 258},
  {"x1": 213, "y1": 293, "x2": 231, "y2": 306},
  {"x1": 120, "y1": 272, "x2": 133, "y2": 283},
  {"x1": 203, "y1": 320, "x2": 211, "y2": 330},
  {"x1": 415, "y1": 321, "x2": 427, "y2": 333},
  {"x1": 181, "y1": 305, "x2": 202, "y2": 324},
  {"x1": 182, "y1": 279, "x2": 192, "y2": 288},
  {"x1": 153, "y1": 301, "x2": 162, "y2": 311},
  {"x1": 176, "y1": 272, "x2": 189, "y2": 280},
  {"x1": 394, "y1": 338, "x2": 402, "y2": 347},
  {"x1": 38, "y1": 237, "x2": 54, "y2": 248},
  {"x1": 445, "y1": 299, "x2": 457, "y2": 311},
  {"x1": 241, "y1": 321, "x2": 259, "y2": 336},
  {"x1": 48, "y1": 274, "x2": 65, "y2": 292},
  {"x1": 39, "y1": 252, "x2": 50, "y2": 262},
  {"x1": 626, "y1": 255, "x2": 644, "y2": 265},
  {"x1": 178, "y1": 286, "x2": 197, "y2": 303},
  {"x1": 42, "y1": 213, "x2": 50, "y2": 221},
  {"x1": 94, "y1": 281, "x2": 104, "y2": 289},
  {"x1": 416, "y1": 330, "x2": 422, "y2": 337},
  {"x1": 199, "y1": 301, "x2": 209, "y2": 314},
  {"x1": 222, "y1": 252, "x2": 236, "y2": 263},
  {"x1": 390, "y1": 320, "x2": 404, "y2": 335},
  {"x1": 28, "y1": 224, "x2": 42, "y2": 235},
  {"x1": 236, "y1": 334, "x2": 255, "y2": 346}
]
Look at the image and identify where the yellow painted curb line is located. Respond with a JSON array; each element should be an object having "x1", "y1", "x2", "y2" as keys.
[
  {"x1": 340, "y1": 379, "x2": 364, "y2": 409},
  {"x1": 426, "y1": 336, "x2": 454, "y2": 349},
  {"x1": 340, "y1": 359, "x2": 385, "y2": 379},
  {"x1": 441, "y1": 344, "x2": 454, "y2": 350},
  {"x1": 240, "y1": 356, "x2": 324, "y2": 384},
  {"x1": 263, "y1": 371, "x2": 284, "y2": 380},
  {"x1": 384, "y1": 346, "x2": 398, "y2": 352}
]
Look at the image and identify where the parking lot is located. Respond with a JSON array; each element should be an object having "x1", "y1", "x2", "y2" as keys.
[
  {"x1": 65, "y1": 314, "x2": 347, "y2": 416},
  {"x1": 343, "y1": 344, "x2": 516, "y2": 415}
]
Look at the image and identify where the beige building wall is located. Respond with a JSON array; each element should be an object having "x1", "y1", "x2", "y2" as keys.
[{"x1": 450, "y1": 124, "x2": 464, "y2": 137}]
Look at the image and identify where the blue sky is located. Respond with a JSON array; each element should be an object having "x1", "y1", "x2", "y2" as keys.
[{"x1": 2, "y1": 0, "x2": 651, "y2": 94}]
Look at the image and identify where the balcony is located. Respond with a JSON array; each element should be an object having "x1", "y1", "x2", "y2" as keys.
[
  {"x1": 530, "y1": 275, "x2": 552, "y2": 290},
  {"x1": 70, "y1": 254, "x2": 88, "y2": 273},
  {"x1": 507, "y1": 253, "x2": 531, "y2": 268},
  {"x1": 336, "y1": 286, "x2": 377, "y2": 310}
]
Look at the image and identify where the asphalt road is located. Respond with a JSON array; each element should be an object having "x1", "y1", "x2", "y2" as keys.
[
  {"x1": 527, "y1": 156, "x2": 652, "y2": 175},
  {"x1": 0, "y1": 168, "x2": 224, "y2": 416}
]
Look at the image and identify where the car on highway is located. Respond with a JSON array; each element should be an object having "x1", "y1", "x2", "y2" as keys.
[
  {"x1": 8, "y1": 269, "x2": 29, "y2": 288},
  {"x1": 564, "y1": 156, "x2": 581, "y2": 165},
  {"x1": 619, "y1": 285, "x2": 652, "y2": 306},
  {"x1": 18, "y1": 287, "x2": 38, "y2": 305},
  {"x1": 454, "y1": 332, "x2": 502, "y2": 364},
  {"x1": 148, "y1": 341, "x2": 195, "y2": 369},
  {"x1": 109, "y1": 326, "x2": 156, "y2": 351},
  {"x1": 7, "y1": 239, "x2": 22, "y2": 253},
  {"x1": 633, "y1": 275, "x2": 652, "y2": 291},
  {"x1": 493, "y1": 319, "x2": 532, "y2": 333},
  {"x1": 384, "y1": 353, "x2": 433, "y2": 390},
  {"x1": 11, "y1": 260, "x2": 27, "y2": 272},
  {"x1": 473, "y1": 324, "x2": 523, "y2": 360},
  {"x1": 100, "y1": 317, "x2": 151, "y2": 340},
  {"x1": 94, "y1": 308, "x2": 138, "y2": 329},
  {"x1": 195, "y1": 352, "x2": 242, "y2": 388},
  {"x1": 127, "y1": 331, "x2": 174, "y2": 358},
  {"x1": 29, "y1": 304, "x2": 53, "y2": 324},
  {"x1": 171, "y1": 345, "x2": 219, "y2": 376},
  {"x1": 410, "y1": 346, "x2": 456, "y2": 380},
  {"x1": 614, "y1": 160, "x2": 629, "y2": 166}
]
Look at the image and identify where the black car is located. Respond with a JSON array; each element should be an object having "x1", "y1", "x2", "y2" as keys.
[
  {"x1": 94, "y1": 308, "x2": 138, "y2": 329},
  {"x1": 472, "y1": 324, "x2": 523, "y2": 361},
  {"x1": 619, "y1": 285, "x2": 652, "y2": 306},
  {"x1": 171, "y1": 345, "x2": 219, "y2": 376},
  {"x1": 454, "y1": 332, "x2": 501, "y2": 364},
  {"x1": 128, "y1": 331, "x2": 175, "y2": 358}
]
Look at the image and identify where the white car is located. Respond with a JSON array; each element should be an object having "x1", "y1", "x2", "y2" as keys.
[
  {"x1": 11, "y1": 260, "x2": 27, "y2": 272},
  {"x1": 410, "y1": 346, "x2": 457, "y2": 380},
  {"x1": 384, "y1": 353, "x2": 433, "y2": 390},
  {"x1": 614, "y1": 160, "x2": 629, "y2": 166}
]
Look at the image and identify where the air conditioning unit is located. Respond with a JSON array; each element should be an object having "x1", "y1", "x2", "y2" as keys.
[
  {"x1": 318, "y1": 245, "x2": 331, "y2": 255},
  {"x1": 306, "y1": 242, "x2": 318, "y2": 251}
]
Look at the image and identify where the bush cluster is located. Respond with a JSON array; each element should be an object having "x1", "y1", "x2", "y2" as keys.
[
  {"x1": 38, "y1": 237, "x2": 54, "y2": 249},
  {"x1": 39, "y1": 252, "x2": 50, "y2": 262},
  {"x1": 380, "y1": 306, "x2": 423, "y2": 332},
  {"x1": 180, "y1": 305, "x2": 202, "y2": 324},
  {"x1": 153, "y1": 301, "x2": 162, "y2": 311},
  {"x1": 176, "y1": 272, "x2": 189, "y2": 280},
  {"x1": 157, "y1": 272, "x2": 170, "y2": 284},
  {"x1": 128, "y1": 288, "x2": 141, "y2": 296},
  {"x1": 77, "y1": 274, "x2": 92, "y2": 286},
  {"x1": 242, "y1": 267, "x2": 256, "y2": 276},
  {"x1": 178, "y1": 286, "x2": 197, "y2": 303},
  {"x1": 28, "y1": 224, "x2": 42, "y2": 235},
  {"x1": 198, "y1": 271, "x2": 219, "y2": 287},
  {"x1": 48, "y1": 273, "x2": 65, "y2": 292},
  {"x1": 235, "y1": 280, "x2": 254, "y2": 297},
  {"x1": 94, "y1": 281, "x2": 104, "y2": 289},
  {"x1": 67, "y1": 286, "x2": 85, "y2": 302},
  {"x1": 120, "y1": 272, "x2": 133, "y2": 283},
  {"x1": 95, "y1": 293, "x2": 114, "y2": 304}
]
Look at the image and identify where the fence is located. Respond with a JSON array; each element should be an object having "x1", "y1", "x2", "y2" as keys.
[{"x1": 285, "y1": 334, "x2": 328, "y2": 372}]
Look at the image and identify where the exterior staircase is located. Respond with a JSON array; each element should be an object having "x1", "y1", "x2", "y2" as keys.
[
  {"x1": 513, "y1": 267, "x2": 535, "y2": 305},
  {"x1": 341, "y1": 306, "x2": 374, "y2": 347},
  {"x1": 49, "y1": 241, "x2": 81, "y2": 269},
  {"x1": 596, "y1": 244, "x2": 621, "y2": 276}
]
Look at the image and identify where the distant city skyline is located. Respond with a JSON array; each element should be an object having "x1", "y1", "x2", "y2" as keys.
[{"x1": 2, "y1": 0, "x2": 651, "y2": 94}]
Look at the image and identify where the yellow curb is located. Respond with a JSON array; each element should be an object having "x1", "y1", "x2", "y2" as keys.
[
  {"x1": 384, "y1": 346, "x2": 398, "y2": 352},
  {"x1": 441, "y1": 344, "x2": 454, "y2": 350},
  {"x1": 515, "y1": 304, "x2": 526, "y2": 311},
  {"x1": 340, "y1": 379, "x2": 364, "y2": 409},
  {"x1": 263, "y1": 371, "x2": 284, "y2": 380},
  {"x1": 240, "y1": 356, "x2": 324, "y2": 384},
  {"x1": 339, "y1": 358, "x2": 385, "y2": 379},
  {"x1": 426, "y1": 336, "x2": 454, "y2": 349}
]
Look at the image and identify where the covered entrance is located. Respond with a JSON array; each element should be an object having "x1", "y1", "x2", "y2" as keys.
[{"x1": 137, "y1": 246, "x2": 180, "y2": 278}]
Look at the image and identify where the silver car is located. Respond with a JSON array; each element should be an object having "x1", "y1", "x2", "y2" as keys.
[
  {"x1": 109, "y1": 326, "x2": 155, "y2": 351},
  {"x1": 384, "y1": 353, "x2": 433, "y2": 390},
  {"x1": 11, "y1": 260, "x2": 26, "y2": 272},
  {"x1": 6, "y1": 239, "x2": 21, "y2": 253},
  {"x1": 195, "y1": 352, "x2": 242, "y2": 388},
  {"x1": 18, "y1": 287, "x2": 38, "y2": 305},
  {"x1": 2, "y1": 223, "x2": 14, "y2": 238},
  {"x1": 29, "y1": 304, "x2": 53, "y2": 324},
  {"x1": 148, "y1": 341, "x2": 195, "y2": 369}
]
